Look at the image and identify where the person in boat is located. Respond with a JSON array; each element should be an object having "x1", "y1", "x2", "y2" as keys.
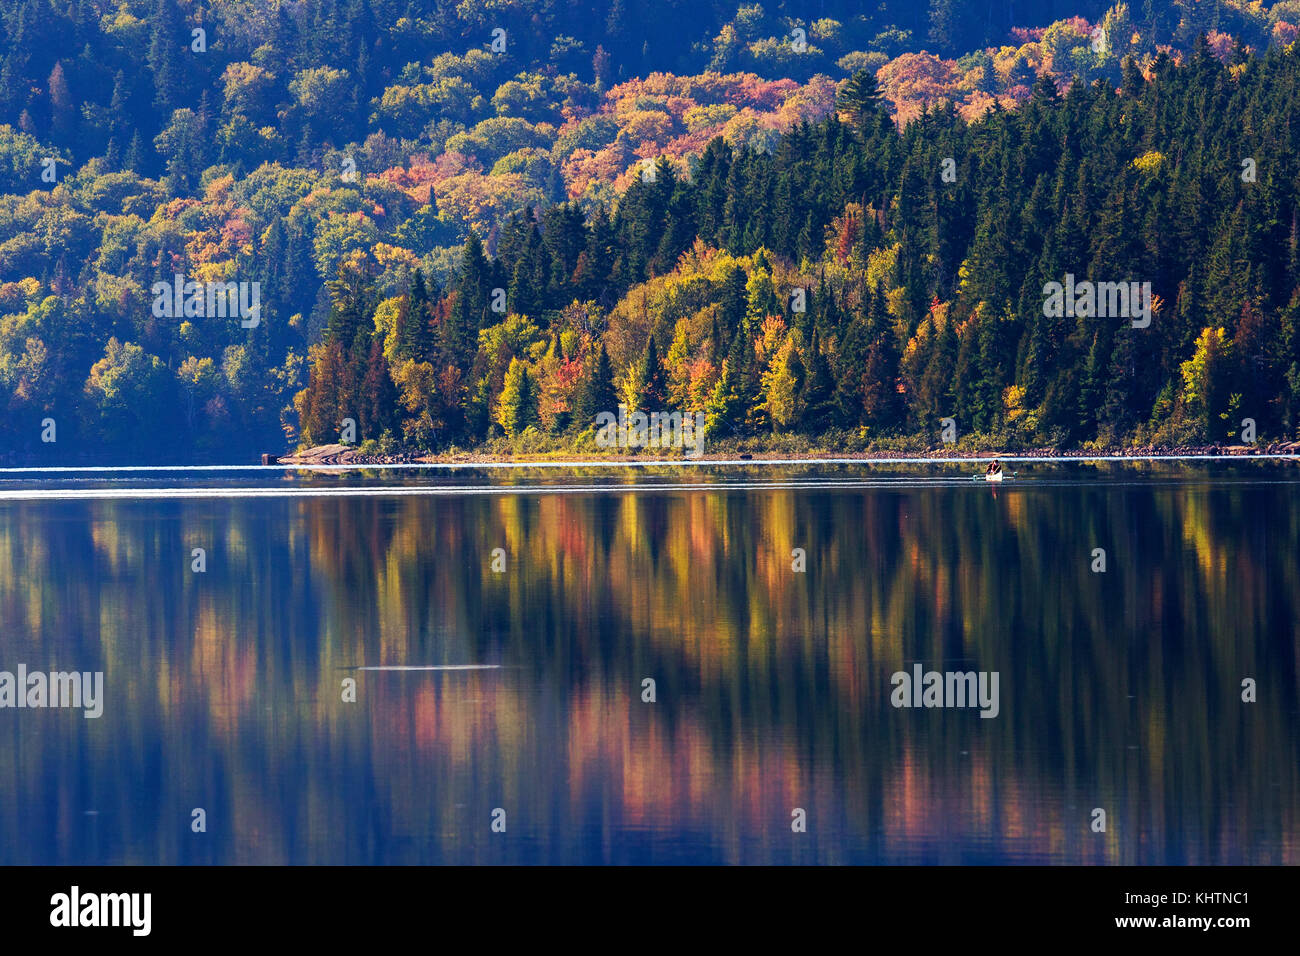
[{"x1": 985, "y1": 459, "x2": 1002, "y2": 476}]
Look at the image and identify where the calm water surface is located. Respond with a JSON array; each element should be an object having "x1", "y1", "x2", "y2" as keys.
[{"x1": 1, "y1": 462, "x2": 1297, "y2": 864}]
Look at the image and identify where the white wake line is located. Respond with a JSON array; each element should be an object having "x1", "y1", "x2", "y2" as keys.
[
  {"x1": 348, "y1": 665, "x2": 503, "y2": 672},
  {"x1": 0, "y1": 480, "x2": 978, "y2": 500},
  {"x1": 0, "y1": 453, "x2": 1296, "y2": 475}
]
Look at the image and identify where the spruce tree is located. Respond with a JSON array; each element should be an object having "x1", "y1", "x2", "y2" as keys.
[
  {"x1": 637, "y1": 335, "x2": 667, "y2": 411},
  {"x1": 444, "y1": 232, "x2": 490, "y2": 371},
  {"x1": 800, "y1": 329, "x2": 836, "y2": 431},
  {"x1": 838, "y1": 69, "x2": 884, "y2": 128},
  {"x1": 576, "y1": 343, "x2": 617, "y2": 427},
  {"x1": 147, "y1": 0, "x2": 184, "y2": 114},
  {"x1": 400, "y1": 271, "x2": 433, "y2": 364}
]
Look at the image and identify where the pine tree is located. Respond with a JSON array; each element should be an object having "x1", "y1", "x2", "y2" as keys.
[
  {"x1": 575, "y1": 343, "x2": 617, "y2": 428},
  {"x1": 124, "y1": 131, "x2": 146, "y2": 173},
  {"x1": 444, "y1": 232, "x2": 490, "y2": 370},
  {"x1": 716, "y1": 264, "x2": 748, "y2": 344},
  {"x1": 723, "y1": 318, "x2": 758, "y2": 431},
  {"x1": 324, "y1": 262, "x2": 376, "y2": 352},
  {"x1": 838, "y1": 69, "x2": 884, "y2": 128},
  {"x1": 636, "y1": 335, "x2": 667, "y2": 411},
  {"x1": 800, "y1": 329, "x2": 836, "y2": 430},
  {"x1": 862, "y1": 335, "x2": 903, "y2": 430},
  {"x1": 399, "y1": 271, "x2": 434, "y2": 364},
  {"x1": 147, "y1": 0, "x2": 184, "y2": 114}
]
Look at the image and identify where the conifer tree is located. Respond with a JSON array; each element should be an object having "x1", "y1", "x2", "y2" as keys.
[
  {"x1": 147, "y1": 0, "x2": 184, "y2": 115},
  {"x1": 444, "y1": 232, "x2": 490, "y2": 370},
  {"x1": 637, "y1": 335, "x2": 667, "y2": 411},
  {"x1": 838, "y1": 69, "x2": 884, "y2": 128},
  {"x1": 575, "y1": 343, "x2": 617, "y2": 427},
  {"x1": 800, "y1": 329, "x2": 836, "y2": 430}
]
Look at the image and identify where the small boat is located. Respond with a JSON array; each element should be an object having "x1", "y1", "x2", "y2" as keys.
[{"x1": 986, "y1": 470, "x2": 1004, "y2": 482}]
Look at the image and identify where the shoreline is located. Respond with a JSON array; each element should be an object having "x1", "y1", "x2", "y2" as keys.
[
  {"x1": 3, "y1": 443, "x2": 1299, "y2": 473},
  {"x1": 274, "y1": 441, "x2": 1300, "y2": 467}
]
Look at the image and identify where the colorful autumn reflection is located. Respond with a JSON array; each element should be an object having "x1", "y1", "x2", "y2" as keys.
[{"x1": 0, "y1": 466, "x2": 1296, "y2": 863}]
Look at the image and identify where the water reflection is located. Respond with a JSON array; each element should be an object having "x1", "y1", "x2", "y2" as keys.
[{"x1": 0, "y1": 468, "x2": 1297, "y2": 863}]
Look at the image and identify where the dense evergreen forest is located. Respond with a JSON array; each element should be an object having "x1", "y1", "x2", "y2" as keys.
[{"x1": 2, "y1": 0, "x2": 1299, "y2": 460}]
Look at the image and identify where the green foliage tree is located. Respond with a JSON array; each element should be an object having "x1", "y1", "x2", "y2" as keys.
[{"x1": 497, "y1": 356, "x2": 535, "y2": 437}]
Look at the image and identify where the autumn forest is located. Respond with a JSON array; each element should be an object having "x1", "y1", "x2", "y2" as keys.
[{"x1": 2, "y1": 0, "x2": 1300, "y2": 461}]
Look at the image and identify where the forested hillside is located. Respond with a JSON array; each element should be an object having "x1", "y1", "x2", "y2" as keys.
[
  {"x1": 2, "y1": 0, "x2": 1300, "y2": 461},
  {"x1": 297, "y1": 44, "x2": 1300, "y2": 456}
]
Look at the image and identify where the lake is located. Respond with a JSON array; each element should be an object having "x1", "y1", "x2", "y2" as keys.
[{"x1": 1, "y1": 461, "x2": 1296, "y2": 864}]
